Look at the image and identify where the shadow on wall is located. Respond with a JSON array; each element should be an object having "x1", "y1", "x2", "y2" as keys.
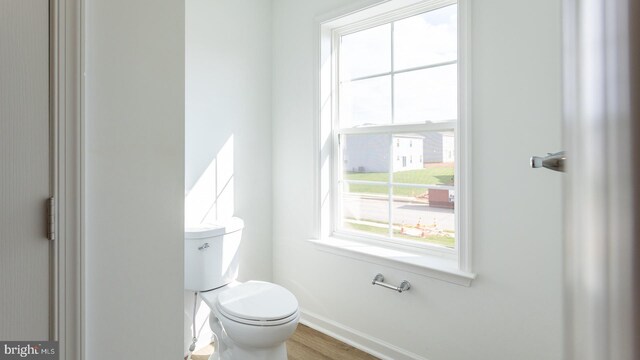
[{"x1": 185, "y1": 134, "x2": 235, "y2": 226}]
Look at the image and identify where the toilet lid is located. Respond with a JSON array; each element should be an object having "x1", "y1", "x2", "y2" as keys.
[{"x1": 216, "y1": 281, "x2": 298, "y2": 322}]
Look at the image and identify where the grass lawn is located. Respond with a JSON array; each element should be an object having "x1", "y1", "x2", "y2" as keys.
[
  {"x1": 345, "y1": 221, "x2": 455, "y2": 248},
  {"x1": 345, "y1": 166, "x2": 454, "y2": 196}
]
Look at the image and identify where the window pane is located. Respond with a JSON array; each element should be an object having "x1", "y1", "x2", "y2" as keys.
[
  {"x1": 341, "y1": 24, "x2": 391, "y2": 79},
  {"x1": 342, "y1": 133, "x2": 390, "y2": 175},
  {"x1": 340, "y1": 76, "x2": 392, "y2": 127},
  {"x1": 390, "y1": 131, "x2": 455, "y2": 248},
  {"x1": 341, "y1": 183, "x2": 390, "y2": 238},
  {"x1": 391, "y1": 132, "x2": 455, "y2": 185},
  {"x1": 341, "y1": 133, "x2": 391, "y2": 236},
  {"x1": 394, "y1": 64, "x2": 457, "y2": 123},
  {"x1": 394, "y1": 5, "x2": 457, "y2": 71},
  {"x1": 392, "y1": 196, "x2": 455, "y2": 248}
]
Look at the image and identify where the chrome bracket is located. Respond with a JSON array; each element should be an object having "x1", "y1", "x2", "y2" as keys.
[{"x1": 372, "y1": 273, "x2": 411, "y2": 293}]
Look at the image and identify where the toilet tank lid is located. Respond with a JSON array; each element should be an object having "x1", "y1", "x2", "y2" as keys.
[{"x1": 185, "y1": 217, "x2": 244, "y2": 239}]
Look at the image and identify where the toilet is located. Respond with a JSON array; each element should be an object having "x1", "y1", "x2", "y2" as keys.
[{"x1": 185, "y1": 217, "x2": 299, "y2": 360}]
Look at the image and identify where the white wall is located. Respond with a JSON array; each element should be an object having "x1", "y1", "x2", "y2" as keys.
[
  {"x1": 184, "y1": 0, "x2": 273, "y2": 353},
  {"x1": 272, "y1": 0, "x2": 563, "y2": 359},
  {"x1": 84, "y1": 1, "x2": 185, "y2": 359}
]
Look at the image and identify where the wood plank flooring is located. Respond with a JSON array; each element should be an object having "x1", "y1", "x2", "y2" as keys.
[
  {"x1": 189, "y1": 324, "x2": 378, "y2": 360},
  {"x1": 287, "y1": 324, "x2": 378, "y2": 360}
]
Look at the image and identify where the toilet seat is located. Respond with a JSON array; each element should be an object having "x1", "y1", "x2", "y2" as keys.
[{"x1": 215, "y1": 281, "x2": 299, "y2": 326}]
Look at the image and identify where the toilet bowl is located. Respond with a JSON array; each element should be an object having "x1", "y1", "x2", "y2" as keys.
[
  {"x1": 185, "y1": 218, "x2": 299, "y2": 360},
  {"x1": 200, "y1": 281, "x2": 299, "y2": 360}
]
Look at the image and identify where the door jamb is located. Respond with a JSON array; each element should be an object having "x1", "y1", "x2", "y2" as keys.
[{"x1": 51, "y1": 0, "x2": 83, "y2": 359}]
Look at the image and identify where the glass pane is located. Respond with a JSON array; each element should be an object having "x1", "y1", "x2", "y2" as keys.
[
  {"x1": 341, "y1": 24, "x2": 391, "y2": 79},
  {"x1": 342, "y1": 133, "x2": 391, "y2": 175},
  {"x1": 391, "y1": 132, "x2": 455, "y2": 185},
  {"x1": 394, "y1": 64, "x2": 457, "y2": 123},
  {"x1": 394, "y1": 4, "x2": 457, "y2": 71},
  {"x1": 392, "y1": 195, "x2": 455, "y2": 248},
  {"x1": 391, "y1": 131, "x2": 455, "y2": 248},
  {"x1": 341, "y1": 183, "x2": 390, "y2": 238},
  {"x1": 341, "y1": 133, "x2": 391, "y2": 236},
  {"x1": 340, "y1": 76, "x2": 392, "y2": 127}
]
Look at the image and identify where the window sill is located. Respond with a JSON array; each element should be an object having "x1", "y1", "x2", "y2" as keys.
[{"x1": 308, "y1": 237, "x2": 476, "y2": 286}]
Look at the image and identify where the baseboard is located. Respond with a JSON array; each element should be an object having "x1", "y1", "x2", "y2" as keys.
[{"x1": 299, "y1": 308, "x2": 429, "y2": 360}]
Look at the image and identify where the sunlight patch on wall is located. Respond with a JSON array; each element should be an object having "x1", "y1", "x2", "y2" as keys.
[
  {"x1": 212, "y1": 135, "x2": 235, "y2": 221},
  {"x1": 185, "y1": 135, "x2": 235, "y2": 226}
]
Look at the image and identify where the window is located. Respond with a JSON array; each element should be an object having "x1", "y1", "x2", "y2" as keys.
[
  {"x1": 336, "y1": 3, "x2": 457, "y2": 249},
  {"x1": 316, "y1": 0, "x2": 473, "y2": 285}
]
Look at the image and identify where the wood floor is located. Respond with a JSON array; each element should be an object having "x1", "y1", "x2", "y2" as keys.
[
  {"x1": 287, "y1": 324, "x2": 378, "y2": 360},
  {"x1": 189, "y1": 324, "x2": 378, "y2": 360}
]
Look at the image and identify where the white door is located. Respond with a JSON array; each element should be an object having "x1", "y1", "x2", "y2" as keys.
[
  {"x1": 563, "y1": 0, "x2": 639, "y2": 359},
  {"x1": 0, "y1": 0, "x2": 52, "y2": 340}
]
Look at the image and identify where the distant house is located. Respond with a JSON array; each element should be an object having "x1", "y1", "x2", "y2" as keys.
[
  {"x1": 344, "y1": 134, "x2": 424, "y2": 173},
  {"x1": 423, "y1": 132, "x2": 455, "y2": 164},
  {"x1": 442, "y1": 132, "x2": 455, "y2": 163}
]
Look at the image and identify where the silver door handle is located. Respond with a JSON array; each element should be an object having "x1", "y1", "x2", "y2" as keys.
[{"x1": 531, "y1": 151, "x2": 566, "y2": 172}]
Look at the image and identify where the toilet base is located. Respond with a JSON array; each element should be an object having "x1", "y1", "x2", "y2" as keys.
[
  {"x1": 199, "y1": 282, "x2": 299, "y2": 360},
  {"x1": 207, "y1": 312, "x2": 294, "y2": 360},
  {"x1": 221, "y1": 343, "x2": 287, "y2": 360}
]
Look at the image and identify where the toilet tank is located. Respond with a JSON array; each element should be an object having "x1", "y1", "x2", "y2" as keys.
[{"x1": 184, "y1": 217, "x2": 244, "y2": 291}]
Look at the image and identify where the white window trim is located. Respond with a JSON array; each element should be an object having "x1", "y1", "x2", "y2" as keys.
[{"x1": 311, "y1": 0, "x2": 475, "y2": 286}]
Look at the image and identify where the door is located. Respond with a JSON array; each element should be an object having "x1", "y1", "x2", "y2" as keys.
[
  {"x1": 563, "y1": 0, "x2": 640, "y2": 359},
  {"x1": 0, "y1": 0, "x2": 52, "y2": 340}
]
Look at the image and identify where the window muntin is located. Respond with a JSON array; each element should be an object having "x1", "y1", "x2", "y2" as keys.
[{"x1": 334, "y1": 4, "x2": 458, "y2": 251}]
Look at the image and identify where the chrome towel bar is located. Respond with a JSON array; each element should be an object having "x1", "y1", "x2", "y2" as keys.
[{"x1": 372, "y1": 273, "x2": 411, "y2": 293}]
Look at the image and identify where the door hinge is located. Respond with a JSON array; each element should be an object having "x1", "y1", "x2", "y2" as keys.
[{"x1": 47, "y1": 197, "x2": 56, "y2": 241}]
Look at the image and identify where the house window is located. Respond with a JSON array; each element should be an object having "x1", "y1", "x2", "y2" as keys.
[
  {"x1": 317, "y1": 0, "x2": 472, "y2": 283},
  {"x1": 335, "y1": 2, "x2": 459, "y2": 251}
]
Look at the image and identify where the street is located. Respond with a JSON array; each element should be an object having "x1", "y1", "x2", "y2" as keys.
[{"x1": 342, "y1": 195, "x2": 455, "y2": 231}]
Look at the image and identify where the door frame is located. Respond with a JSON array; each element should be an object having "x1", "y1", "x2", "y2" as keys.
[
  {"x1": 50, "y1": 0, "x2": 83, "y2": 359},
  {"x1": 563, "y1": 0, "x2": 639, "y2": 359}
]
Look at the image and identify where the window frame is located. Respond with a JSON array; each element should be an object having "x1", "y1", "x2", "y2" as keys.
[
  {"x1": 313, "y1": 0, "x2": 474, "y2": 286},
  {"x1": 333, "y1": 10, "x2": 459, "y2": 255}
]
